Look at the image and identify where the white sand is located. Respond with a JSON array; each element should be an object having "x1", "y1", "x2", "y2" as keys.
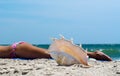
[{"x1": 0, "y1": 59, "x2": 119, "y2": 76}]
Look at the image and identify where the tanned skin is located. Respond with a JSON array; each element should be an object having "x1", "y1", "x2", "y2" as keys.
[
  {"x1": 0, "y1": 42, "x2": 51, "y2": 59},
  {"x1": 87, "y1": 51, "x2": 112, "y2": 61}
]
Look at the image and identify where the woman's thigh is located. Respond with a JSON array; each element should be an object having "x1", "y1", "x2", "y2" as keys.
[{"x1": 16, "y1": 42, "x2": 50, "y2": 58}]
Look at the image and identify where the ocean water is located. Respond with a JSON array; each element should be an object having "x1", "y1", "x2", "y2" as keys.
[{"x1": 35, "y1": 44, "x2": 120, "y2": 61}]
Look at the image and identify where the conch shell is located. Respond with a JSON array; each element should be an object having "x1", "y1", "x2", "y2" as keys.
[{"x1": 48, "y1": 36, "x2": 89, "y2": 66}]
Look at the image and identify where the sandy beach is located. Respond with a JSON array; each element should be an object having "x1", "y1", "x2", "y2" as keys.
[{"x1": 0, "y1": 59, "x2": 119, "y2": 76}]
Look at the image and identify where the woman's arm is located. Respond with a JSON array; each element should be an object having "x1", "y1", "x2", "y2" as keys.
[{"x1": 87, "y1": 51, "x2": 112, "y2": 61}]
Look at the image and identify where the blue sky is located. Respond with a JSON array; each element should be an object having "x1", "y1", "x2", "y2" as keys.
[{"x1": 0, "y1": 0, "x2": 120, "y2": 44}]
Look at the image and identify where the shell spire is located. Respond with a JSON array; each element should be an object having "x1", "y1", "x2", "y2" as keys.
[
  {"x1": 51, "y1": 38, "x2": 57, "y2": 41},
  {"x1": 79, "y1": 44, "x2": 82, "y2": 48},
  {"x1": 59, "y1": 34, "x2": 65, "y2": 39},
  {"x1": 70, "y1": 38, "x2": 74, "y2": 44}
]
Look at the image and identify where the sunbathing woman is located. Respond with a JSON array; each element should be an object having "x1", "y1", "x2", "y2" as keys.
[
  {"x1": 0, "y1": 41, "x2": 51, "y2": 59},
  {"x1": 0, "y1": 41, "x2": 112, "y2": 61}
]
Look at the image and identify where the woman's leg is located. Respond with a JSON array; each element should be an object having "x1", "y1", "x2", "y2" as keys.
[
  {"x1": 13, "y1": 42, "x2": 52, "y2": 59},
  {"x1": 87, "y1": 51, "x2": 112, "y2": 61},
  {"x1": 0, "y1": 46, "x2": 12, "y2": 58}
]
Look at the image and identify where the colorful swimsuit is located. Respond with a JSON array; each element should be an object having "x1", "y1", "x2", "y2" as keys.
[{"x1": 10, "y1": 41, "x2": 25, "y2": 58}]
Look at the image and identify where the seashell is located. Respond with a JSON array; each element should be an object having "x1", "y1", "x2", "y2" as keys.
[
  {"x1": 48, "y1": 36, "x2": 89, "y2": 66},
  {"x1": 50, "y1": 51, "x2": 79, "y2": 66}
]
